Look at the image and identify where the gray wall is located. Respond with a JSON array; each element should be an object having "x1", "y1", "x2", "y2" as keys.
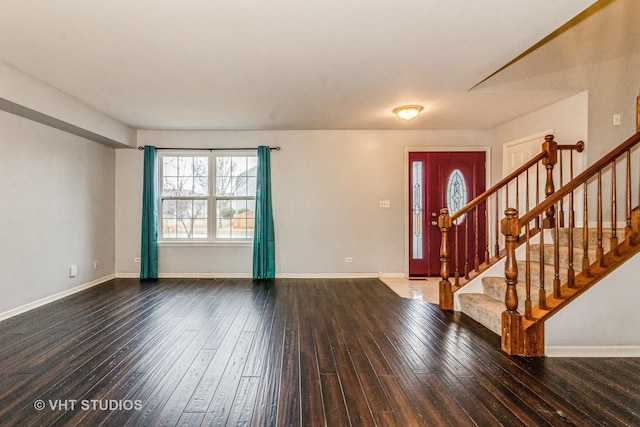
[
  {"x1": 0, "y1": 110, "x2": 115, "y2": 315},
  {"x1": 115, "y1": 129, "x2": 490, "y2": 277}
]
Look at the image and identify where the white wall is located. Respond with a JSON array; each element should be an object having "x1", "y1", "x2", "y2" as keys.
[
  {"x1": 490, "y1": 91, "x2": 589, "y2": 185},
  {"x1": 0, "y1": 110, "x2": 116, "y2": 315},
  {"x1": 546, "y1": 251, "x2": 640, "y2": 355},
  {"x1": 115, "y1": 129, "x2": 490, "y2": 277},
  {"x1": 586, "y1": 53, "x2": 640, "y2": 162}
]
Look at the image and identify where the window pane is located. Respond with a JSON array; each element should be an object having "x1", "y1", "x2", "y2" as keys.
[
  {"x1": 193, "y1": 200, "x2": 207, "y2": 219},
  {"x1": 159, "y1": 199, "x2": 209, "y2": 239},
  {"x1": 163, "y1": 177, "x2": 178, "y2": 196},
  {"x1": 162, "y1": 219, "x2": 177, "y2": 238},
  {"x1": 163, "y1": 156, "x2": 209, "y2": 197},
  {"x1": 192, "y1": 219, "x2": 207, "y2": 238},
  {"x1": 246, "y1": 157, "x2": 258, "y2": 176},
  {"x1": 216, "y1": 199, "x2": 255, "y2": 239},
  {"x1": 412, "y1": 161, "x2": 423, "y2": 259},
  {"x1": 193, "y1": 175, "x2": 208, "y2": 196},
  {"x1": 216, "y1": 155, "x2": 257, "y2": 197},
  {"x1": 216, "y1": 200, "x2": 232, "y2": 239},
  {"x1": 178, "y1": 177, "x2": 194, "y2": 196},
  {"x1": 447, "y1": 169, "x2": 468, "y2": 223},
  {"x1": 163, "y1": 156, "x2": 177, "y2": 176},
  {"x1": 178, "y1": 157, "x2": 194, "y2": 177},
  {"x1": 216, "y1": 157, "x2": 235, "y2": 196},
  {"x1": 193, "y1": 157, "x2": 209, "y2": 196},
  {"x1": 162, "y1": 199, "x2": 177, "y2": 219}
]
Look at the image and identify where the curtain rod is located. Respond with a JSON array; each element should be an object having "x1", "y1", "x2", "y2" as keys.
[{"x1": 137, "y1": 146, "x2": 280, "y2": 151}]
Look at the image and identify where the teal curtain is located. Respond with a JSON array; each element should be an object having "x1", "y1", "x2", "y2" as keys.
[
  {"x1": 140, "y1": 146, "x2": 158, "y2": 279},
  {"x1": 253, "y1": 146, "x2": 276, "y2": 279}
]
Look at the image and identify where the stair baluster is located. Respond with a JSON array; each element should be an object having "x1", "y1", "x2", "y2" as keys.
[
  {"x1": 543, "y1": 135, "x2": 557, "y2": 228},
  {"x1": 626, "y1": 149, "x2": 633, "y2": 240},
  {"x1": 538, "y1": 211, "x2": 547, "y2": 310},
  {"x1": 612, "y1": 159, "x2": 619, "y2": 256},
  {"x1": 582, "y1": 182, "x2": 591, "y2": 276},
  {"x1": 524, "y1": 221, "x2": 532, "y2": 318},
  {"x1": 598, "y1": 170, "x2": 605, "y2": 267}
]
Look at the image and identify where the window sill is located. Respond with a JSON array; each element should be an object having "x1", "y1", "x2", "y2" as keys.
[{"x1": 158, "y1": 240, "x2": 253, "y2": 248}]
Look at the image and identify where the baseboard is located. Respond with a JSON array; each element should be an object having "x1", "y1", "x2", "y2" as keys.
[
  {"x1": 116, "y1": 272, "x2": 381, "y2": 279},
  {"x1": 377, "y1": 272, "x2": 406, "y2": 278},
  {"x1": 116, "y1": 272, "x2": 252, "y2": 279},
  {"x1": 546, "y1": 345, "x2": 640, "y2": 357},
  {"x1": 276, "y1": 273, "x2": 379, "y2": 279},
  {"x1": 0, "y1": 274, "x2": 116, "y2": 322}
]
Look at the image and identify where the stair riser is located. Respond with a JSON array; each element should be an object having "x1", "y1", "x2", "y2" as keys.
[
  {"x1": 482, "y1": 276, "x2": 553, "y2": 312},
  {"x1": 530, "y1": 245, "x2": 597, "y2": 270},
  {"x1": 554, "y1": 228, "x2": 625, "y2": 252},
  {"x1": 516, "y1": 261, "x2": 568, "y2": 288}
]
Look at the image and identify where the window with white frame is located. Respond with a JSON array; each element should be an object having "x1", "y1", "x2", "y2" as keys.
[{"x1": 158, "y1": 151, "x2": 257, "y2": 242}]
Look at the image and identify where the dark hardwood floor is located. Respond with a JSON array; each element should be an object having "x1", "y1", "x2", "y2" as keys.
[{"x1": 0, "y1": 278, "x2": 639, "y2": 426}]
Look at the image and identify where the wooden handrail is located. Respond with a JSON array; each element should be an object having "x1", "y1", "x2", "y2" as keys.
[
  {"x1": 449, "y1": 137, "x2": 585, "y2": 224},
  {"x1": 520, "y1": 132, "x2": 640, "y2": 226}
]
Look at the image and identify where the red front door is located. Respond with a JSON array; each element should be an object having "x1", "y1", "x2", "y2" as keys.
[{"x1": 409, "y1": 151, "x2": 486, "y2": 277}]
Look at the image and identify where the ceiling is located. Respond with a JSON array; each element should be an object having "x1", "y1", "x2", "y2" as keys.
[{"x1": 0, "y1": 0, "x2": 603, "y2": 130}]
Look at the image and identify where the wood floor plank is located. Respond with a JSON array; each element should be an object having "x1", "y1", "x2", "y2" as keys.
[
  {"x1": 201, "y1": 331, "x2": 255, "y2": 425},
  {"x1": 325, "y1": 319, "x2": 376, "y2": 426},
  {"x1": 0, "y1": 277, "x2": 639, "y2": 426},
  {"x1": 316, "y1": 375, "x2": 348, "y2": 427},
  {"x1": 275, "y1": 328, "x2": 301, "y2": 426}
]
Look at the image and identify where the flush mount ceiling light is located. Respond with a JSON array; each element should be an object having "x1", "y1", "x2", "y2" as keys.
[{"x1": 393, "y1": 105, "x2": 423, "y2": 121}]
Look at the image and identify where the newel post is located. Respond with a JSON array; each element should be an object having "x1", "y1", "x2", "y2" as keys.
[
  {"x1": 438, "y1": 208, "x2": 454, "y2": 310},
  {"x1": 501, "y1": 208, "x2": 524, "y2": 354},
  {"x1": 542, "y1": 135, "x2": 558, "y2": 228}
]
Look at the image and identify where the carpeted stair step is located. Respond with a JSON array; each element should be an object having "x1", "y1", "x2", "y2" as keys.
[
  {"x1": 481, "y1": 275, "x2": 555, "y2": 313},
  {"x1": 516, "y1": 260, "x2": 568, "y2": 288},
  {"x1": 529, "y1": 244, "x2": 596, "y2": 270},
  {"x1": 555, "y1": 227, "x2": 625, "y2": 251},
  {"x1": 458, "y1": 293, "x2": 503, "y2": 335}
]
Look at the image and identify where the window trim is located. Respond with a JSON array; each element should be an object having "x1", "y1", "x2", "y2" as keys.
[{"x1": 157, "y1": 149, "x2": 257, "y2": 244}]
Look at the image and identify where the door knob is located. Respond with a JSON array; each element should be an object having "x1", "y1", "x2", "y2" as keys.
[
  {"x1": 431, "y1": 221, "x2": 438, "y2": 226},
  {"x1": 431, "y1": 212, "x2": 437, "y2": 217}
]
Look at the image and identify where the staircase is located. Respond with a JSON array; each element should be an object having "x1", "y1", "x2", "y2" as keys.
[
  {"x1": 437, "y1": 131, "x2": 640, "y2": 356},
  {"x1": 458, "y1": 227, "x2": 625, "y2": 336}
]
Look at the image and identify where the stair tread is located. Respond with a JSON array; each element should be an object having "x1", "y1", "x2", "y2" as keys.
[{"x1": 458, "y1": 293, "x2": 503, "y2": 335}]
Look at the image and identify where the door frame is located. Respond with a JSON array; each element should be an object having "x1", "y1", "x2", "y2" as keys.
[{"x1": 404, "y1": 146, "x2": 491, "y2": 278}]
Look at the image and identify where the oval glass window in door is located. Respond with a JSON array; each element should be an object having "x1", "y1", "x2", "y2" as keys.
[{"x1": 447, "y1": 169, "x2": 467, "y2": 222}]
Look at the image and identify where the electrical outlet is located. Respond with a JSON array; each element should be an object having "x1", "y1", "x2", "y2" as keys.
[
  {"x1": 69, "y1": 265, "x2": 78, "y2": 278},
  {"x1": 93, "y1": 260, "x2": 99, "y2": 270},
  {"x1": 134, "y1": 257, "x2": 141, "y2": 263},
  {"x1": 345, "y1": 257, "x2": 353, "y2": 263}
]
